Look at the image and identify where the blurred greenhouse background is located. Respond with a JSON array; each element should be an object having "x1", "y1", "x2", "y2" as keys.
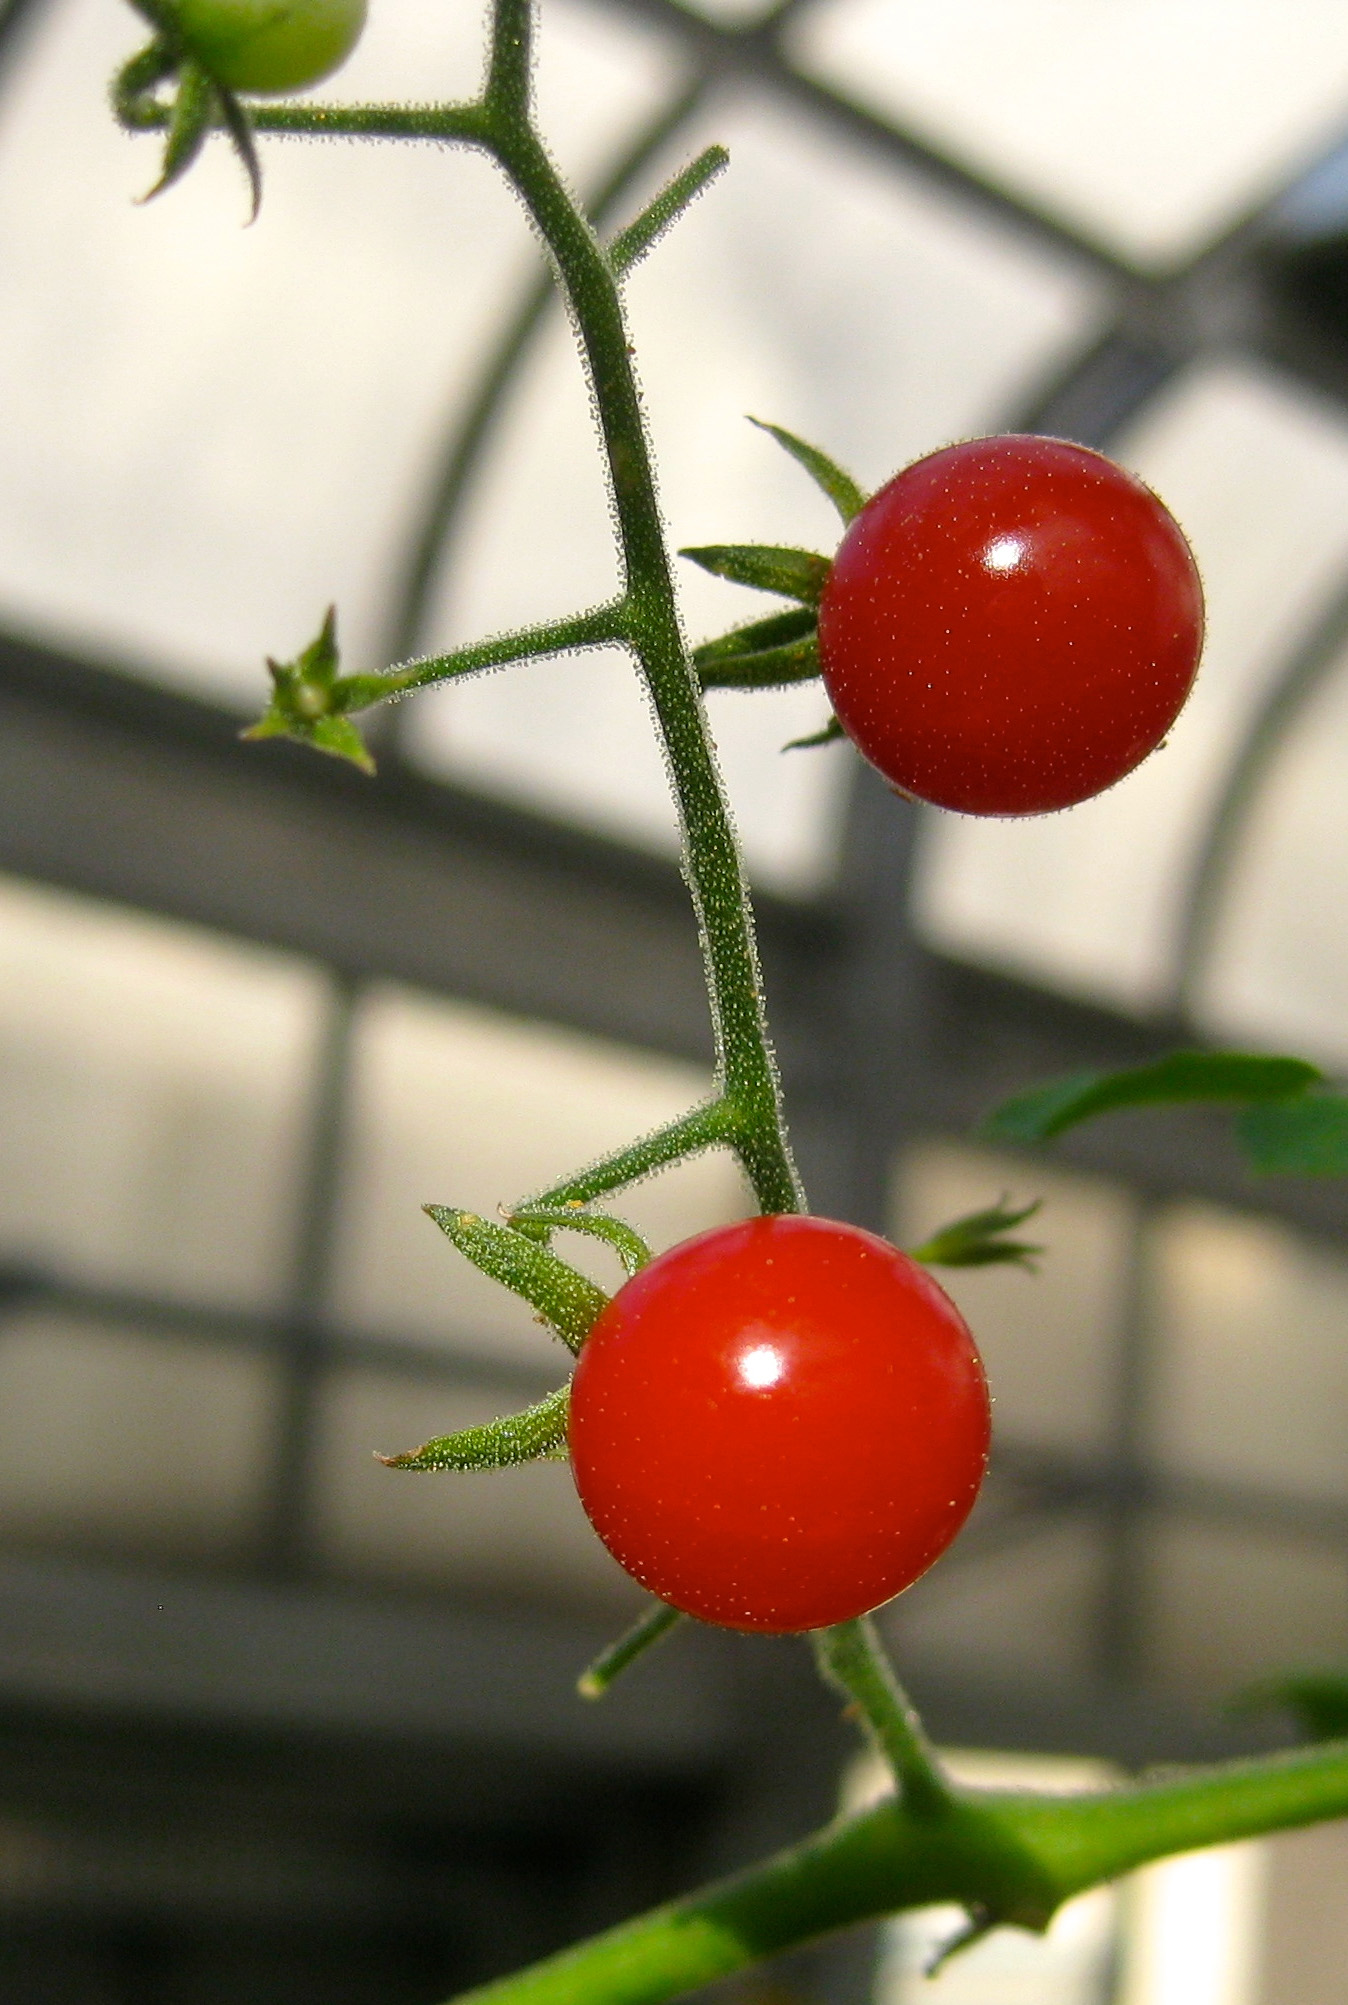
[{"x1": 3, "y1": 0, "x2": 1348, "y2": 1999}]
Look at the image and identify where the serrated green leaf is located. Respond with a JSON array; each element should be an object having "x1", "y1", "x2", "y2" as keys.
[
  {"x1": 378, "y1": 1384, "x2": 569, "y2": 1471},
  {"x1": 1231, "y1": 1672, "x2": 1348, "y2": 1743},
  {"x1": 748, "y1": 418, "x2": 867, "y2": 524},
  {"x1": 983, "y1": 1053, "x2": 1323, "y2": 1145},
  {"x1": 1237, "y1": 1095, "x2": 1348, "y2": 1175},
  {"x1": 910, "y1": 1198, "x2": 1043, "y2": 1271},
  {"x1": 782, "y1": 715, "x2": 843, "y2": 752},
  {"x1": 426, "y1": 1208, "x2": 607, "y2": 1354},
  {"x1": 679, "y1": 544, "x2": 831, "y2": 606}
]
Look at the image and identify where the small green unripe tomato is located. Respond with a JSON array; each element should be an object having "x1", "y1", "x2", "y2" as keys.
[{"x1": 169, "y1": 0, "x2": 367, "y2": 94}]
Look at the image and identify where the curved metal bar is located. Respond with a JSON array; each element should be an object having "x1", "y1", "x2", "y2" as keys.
[
  {"x1": 1171, "y1": 563, "x2": 1348, "y2": 1020},
  {"x1": 378, "y1": 72, "x2": 711, "y2": 680}
]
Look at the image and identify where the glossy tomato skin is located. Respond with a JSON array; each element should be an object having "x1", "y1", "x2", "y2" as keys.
[
  {"x1": 568, "y1": 1214, "x2": 990, "y2": 1633},
  {"x1": 171, "y1": 0, "x2": 367, "y2": 94},
  {"x1": 817, "y1": 434, "x2": 1204, "y2": 816}
]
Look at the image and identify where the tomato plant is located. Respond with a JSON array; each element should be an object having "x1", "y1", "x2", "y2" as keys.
[
  {"x1": 568, "y1": 1214, "x2": 991, "y2": 1632},
  {"x1": 817, "y1": 433, "x2": 1204, "y2": 817},
  {"x1": 169, "y1": 0, "x2": 367, "y2": 94}
]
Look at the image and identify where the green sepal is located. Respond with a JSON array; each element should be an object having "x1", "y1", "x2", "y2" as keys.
[
  {"x1": 983, "y1": 1052, "x2": 1323, "y2": 1145},
  {"x1": 694, "y1": 608, "x2": 820, "y2": 690},
  {"x1": 378, "y1": 1384, "x2": 570, "y2": 1471},
  {"x1": 783, "y1": 715, "x2": 844, "y2": 752},
  {"x1": 141, "y1": 57, "x2": 217, "y2": 203},
  {"x1": 425, "y1": 1207, "x2": 608, "y2": 1355},
  {"x1": 508, "y1": 1205, "x2": 652, "y2": 1278},
  {"x1": 243, "y1": 608, "x2": 377, "y2": 773},
  {"x1": 910, "y1": 1197, "x2": 1043, "y2": 1271},
  {"x1": 680, "y1": 544, "x2": 831, "y2": 607},
  {"x1": 112, "y1": 34, "x2": 178, "y2": 128},
  {"x1": 1236, "y1": 1095, "x2": 1348, "y2": 1175},
  {"x1": 1231, "y1": 1672, "x2": 1348, "y2": 1743},
  {"x1": 749, "y1": 417, "x2": 867, "y2": 525}
]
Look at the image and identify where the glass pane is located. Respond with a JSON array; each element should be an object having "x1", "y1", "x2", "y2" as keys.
[
  {"x1": 1140, "y1": 1518, "x2": 1348, "y2": 1698},
  {"x1": 0, "y1": 1313, "x2": 275, "y2": 1558},
  {"x1": 0, "y1": 0, "x2": 676, "y2": 702},
  {"x1": 312, "y1": 1366, "x2": 641, "y2": 1608},
  {"x1": 1148, "y1": 1203, "x2": 1348, "y2": 1503},
  {"x1": 406, "y1": 89, "x2": 1102, "y2": 894},
  {"x1": 886, "y1": 1517, "x2": 1109, "y2": 1688},
  {"x1": 791, "y1": 0, "x2": 1348, "y2": 268},
  {"x1": 0, "y1": 874, "x2": 323, "y2": 1307},
  {"x1": 329, "y1": 984, "x2": 750, "y2": 1363},
  {"x1": 1195, "y1": 640, "x2": 1348, "y2": 1068},
  {"x1": 915, "y1": 360, "x2": 1348, "y2": 1012},
  {"x1": 893, "y1": 1141, "x2": 1131, "y2": 1458}
]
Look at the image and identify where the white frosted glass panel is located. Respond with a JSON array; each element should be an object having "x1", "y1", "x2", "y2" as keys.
[
  {"x1": 886, "y1": 1518, "x2": 1107, "y2": 1688},
  {"x1": 0, "y1": 876, "x2": 321, "y2": 1306},
  {"x1": 916, "y1": 362, "x2": 1348, "y2": 1012},
  {"x1": 893, "y1": 1142, "x2": 1130, "y2": 1458},
  {"x1": 330, "y1": 985, "x2": 750, "y2": 1362},
  {"x1": 1196, "y1": 644, "x2": 1348, "y2": 1068},
  {"x1": 407, "y1": 92, "x2": 1101, "y2": 893},
  {"x1": 1149, "y1": 1204, "x2": 1348, "y2": 1504},
  {"x1": 314, "y1": 1367, "x2": 641, "y2": 1608},
  {"x1": 1143, "y1": 1519, "x2": 1348, "y2": 1698},
  {"x1": 0, "y1": 1317, "x2": 274, "y2": 1557},
  {"x1": 792, "y1": 0, "x2": 1348, "y2": 268},
  {"x1": 0, "y1": 0, "x2": 674, "y2": 702}
]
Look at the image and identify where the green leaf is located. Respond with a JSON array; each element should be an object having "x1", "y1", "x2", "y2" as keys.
[
  {"x1": 679, "y1": 544, "x2": 831, "y2": 607},
  {"x1": 782, "y1": 715, "x2": 844, "y2": 752},
  {"x1": 748, "y1": 418, "x2": 867, "y2": 524},
  {"x1": 910, "y1": 1198, "x2": 1043, "y2": 1271},
  {"x1": 425, "y1": 1207, "x2": 608, "y2": 1354},
  {"x1": 983, "y1": 1053, "x2": 1323, "y2": 1145},
  {"x1": 1232, "y1": 1673, "x2": 1348, "y2": 1743},
  {"x1": 1237, "y1": 1095, "x2": 1348, "y2": 1175},
  {"x1": 242, "y1": 608, "x2": 377, "y2": 773},
  {"x1": 378, "y1": 1385, "x2": 569, "y2": 1471}
]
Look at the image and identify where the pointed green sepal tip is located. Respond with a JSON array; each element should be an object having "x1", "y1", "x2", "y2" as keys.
[
  {"x1": 425, "y1": 1206, "x2": 608, "y2": 1354},
  {"x1": 748, "y1": 417, "x2": 868, "y2": 524},
  {"x1": 782, "y1": 715, "x2": 844, "y2": 753},
  {"x1": 378, "y1": 1384, "x2": 570, "y2": 1472},
  {"x1": 242, "y1": 608, "x2": 377, "y2": 772},
  {"x1": 910, "y1": 1197, "x2": 1043, "y2": 1271},
  {"x1": 679, "y1": 543, "x2": 831, "y2": 607}
]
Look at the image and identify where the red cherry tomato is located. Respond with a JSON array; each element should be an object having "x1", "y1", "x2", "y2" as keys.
[
  {"x1": 817, "y1": 434, "x2": 1204, "y2": 816},
  {"x1": 568, "y1": 1214, "x2": 990, "y2": 1633}
]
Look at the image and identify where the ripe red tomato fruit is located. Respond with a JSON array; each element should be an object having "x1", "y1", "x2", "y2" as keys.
[
  {"x1": 816, "y1": 434, "x2": 1204, "y2": 816},
  {"x1": 568, "y1": 1214, "x2": 990, "y2": 1632}
]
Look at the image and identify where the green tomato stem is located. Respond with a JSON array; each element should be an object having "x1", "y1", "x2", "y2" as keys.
[
  {"x1": 578, "y1": 1602, "x2": 684, "y2": 1699},
  {"x1": 445, "y1": 1739, "x2": 1348, "y2": 2005},
  {"x1": 813, "y1": 1619, "x2": 955, "y2": 1820}
]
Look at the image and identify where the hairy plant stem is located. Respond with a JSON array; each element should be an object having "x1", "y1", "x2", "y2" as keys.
[
  {"x1": 476, "y1": 0, "x2": 801, "y2": 1219},
  {"x1": 446, "y1": 1738, "x2": 1348, "y2": 2005},
  {"x1": 814, "y1": 1618, "x2": 953, "y2": 1820}
]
